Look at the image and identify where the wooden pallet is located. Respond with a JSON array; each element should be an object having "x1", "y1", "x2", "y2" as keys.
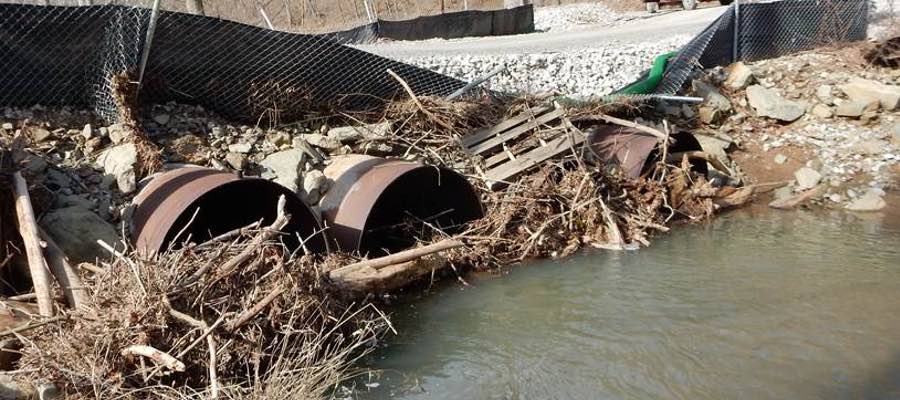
[{"x1": 460, "y1": 104, "x2": 587, "y2": 190}]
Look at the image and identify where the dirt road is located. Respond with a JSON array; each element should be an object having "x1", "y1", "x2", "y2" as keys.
[{"x1": 356, "y1": 6, "x2": 729, "y2": 57}]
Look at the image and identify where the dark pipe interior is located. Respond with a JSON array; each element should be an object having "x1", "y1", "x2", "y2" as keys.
[
  {"x1": 361, "y1": 167, "x2": 483, "y2": 256},
  {"x1": 161, "y1": 179, "x2": 327, "y2": 253},
  {"x1": 644, "y1": 131, "x2": 709, "y2": 176}
]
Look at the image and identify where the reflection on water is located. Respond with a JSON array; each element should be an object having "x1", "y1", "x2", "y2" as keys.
[{"x1": 357, "y1": 206, "x2": 900, "y2": 400}]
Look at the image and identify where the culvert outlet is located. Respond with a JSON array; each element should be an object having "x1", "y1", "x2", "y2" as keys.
[
  {"x1": 131, "y1": 167, "x2": 328, "y2": 257},
  {"x1": 320, "y1": 155, "x2": 483, "y2": 256}
]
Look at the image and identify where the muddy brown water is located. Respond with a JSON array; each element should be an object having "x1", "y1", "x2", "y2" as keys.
[{"x1": 355, "y1": 205, "x2": 900, "y2": 400}]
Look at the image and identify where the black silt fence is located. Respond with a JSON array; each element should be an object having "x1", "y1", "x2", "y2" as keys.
[
  {"x1": 0, "y1": 4, "x2": 468, "y2": 123},
  {"x1": 651, "y1": 0, "x2": 869, "y2": 95}
]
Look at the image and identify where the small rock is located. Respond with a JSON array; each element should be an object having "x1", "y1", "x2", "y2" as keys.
[
  {"x1": 23, "y1": 154, "x2": 48, "y2": 175},
  {"x1": 260, "y1": 149, "x2": 307, "y2": 192},
  {"x1": 835, "y1": 100, "x2": 874, "y2": 118},
  {"x1": 228, "y1": 142, "x2": 252, "y2": 154},
  {"x1": 724, "y1": 62, "x2": 754, "y2": 89},
  {"x1": 773, "y1": 185, "x2": 793, "y2": 201},
  {"x1": 41, "y1": 206, "x2": 119, "y2": 263},
  {"x1": 301, "y1": 169, "x2": 327, "y2": 204},
  {"x1": 774, "y1": 154, "x2": 788, "y2": 164},
  {"x1": 116, "y1": 168, "x2": 137, "y2": 194},
  {"x1": 327, "y1": 122, "x2": 392, "y2": 143},
  {"x1": 695, "y1": 134, "x2": 731, "y2": 161},
  {"x1": 794, "y1": 167, "x2": 822, "y2": 190},
  {"x1": 746, "y1": 85, "x2": 806, "y2": 122},
  {"x1": 892, "y1": 123, "x2": 900, "y2": 144},
  {"x1": 811, "y1": 103, "x2": 833, "y2": 119},
  {"x1": 305, "y1": 133, "x2": 342, "y2": 151},
  {"x1": 167, "y1": 135, "x2": 207, "y2": 163},
  {"x1": 681, "y1": 104, "x2": 696, "y2": 119},
  {"x1": 846, "y1": 190, "x2": 886, "y2": 211},
  {"x1": 108, "y1": 124, "x2": 129, "y2": 144},
  {"x1": 692, "y1": 80, "x2": 733, "y2": 113},
  {"x1": 27, "y1": 127, "x2": 52, "y2": 143},
  {"x1": 816, "y1": 85, "x2": 834, "y2": 105},
  {"x1": 840, "y1": 78, "x2": 900, "y2": 111},
  {"x1": 851, "y1": 139, "x2": 887, "y2": 155},
  {"x1": 54, "y1": 194, "x2": 94, "y2": 209},
  {"x1": 153, "y1": 114, "x2": 171, "y2": 126},
  {"x1": 94, "y1": 143, "x2": 138, "y2": 194},
  {"x1": 662, "y1": 104, "x2": 682, "y2": 118},
  {"x1": 1, "y1": 122, "x2": 13, "y2": 130},
  {"x1": 828, "y1": 193, "x2": 842, "y2": 203},
  {"x1": 698, "y1": 106, "x2": 719, "y2": 124},
  {"x1": 225, "y1": 152, "x2": 246, "y2": 170},
  {"x1": 267, "y1": 131, "x2": 292, "y2": 147},
  {"x1": 81, "y1": 124, "x2": 93, "y2": 139}
]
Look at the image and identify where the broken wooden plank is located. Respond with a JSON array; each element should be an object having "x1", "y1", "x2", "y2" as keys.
[
  {"x1": 482, "y1": 127, "x2": 568, "y2": 169},
  {"x1": 467, "y1": 107, "x2": 566, "y2": 156},
  {"x1": 460, "y1": 105, "x2": 552, "y2": 147},
  {"x1": 484, "y1": 130, "x2": 587, "y2": 190}
]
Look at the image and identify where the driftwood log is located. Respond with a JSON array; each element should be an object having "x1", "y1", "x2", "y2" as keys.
[{"x1": 329, "y1": 239, "x2": 464, "y2": 295}]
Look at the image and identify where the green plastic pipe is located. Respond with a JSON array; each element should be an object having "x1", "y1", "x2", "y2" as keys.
[{"x1": 616, "y1": 50, "x2": 679, "y2": 95}]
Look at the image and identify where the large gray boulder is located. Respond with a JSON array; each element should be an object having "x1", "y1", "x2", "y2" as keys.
[
  {"x1": 41, "y1": 206, "x2": 119, "y2": 263},
  {"x1": 260, "y1": 149, "x2": 307, "y2": 192},
  {"x1": 840, "y1": 78, "x2": 900, "y2": 111},
  {"x1": 746, "y1": 85, "x2": 807, "y2": 122}
]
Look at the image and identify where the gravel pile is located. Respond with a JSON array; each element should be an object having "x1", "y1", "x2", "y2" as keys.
[
  {"x1": 402, "y1": 35, "x2": 691, "y2": 98},
  {"x1": 534, "y1": 3, "x2": 628, "y2": 32}
]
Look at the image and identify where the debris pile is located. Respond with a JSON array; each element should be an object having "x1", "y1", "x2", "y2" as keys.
[
  {"x1": 6, "y1": 213, "x2": 386, "y2": 399},
  {"x1": 661, "y1": 42, "x2": 900, "y2": 211}
]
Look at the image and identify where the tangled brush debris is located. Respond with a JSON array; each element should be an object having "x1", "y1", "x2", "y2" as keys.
[{"x1": 9, "y1": 199, "x2": 388, "y2": 399}]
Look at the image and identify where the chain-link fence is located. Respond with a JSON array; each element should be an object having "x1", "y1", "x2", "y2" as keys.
[
  {"x1": 655, "y1": 0, "x2": 870, "y2": 95},
  {"x1": 0, "y1": 0, "x2": 876, "y2": 126},
  {"x1": 0, "y1": 2, "x2": 468, "y2": 124}
]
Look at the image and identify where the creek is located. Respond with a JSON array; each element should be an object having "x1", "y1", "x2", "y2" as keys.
[{"x1": 357, "y1": 205, "x2": 900, "y2": 399}]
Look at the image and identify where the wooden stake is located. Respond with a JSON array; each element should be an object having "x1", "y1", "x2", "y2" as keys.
[{"x1": 12, "y1": 172, "x2": 54, "y2": 316}]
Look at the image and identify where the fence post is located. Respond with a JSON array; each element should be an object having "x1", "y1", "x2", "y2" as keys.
[
  {"x1": 732, "y1": 0, "x2": 741, "y2": 63},
  {"x1": 138, "y1": 0, "x2": 161, "y2": 88}
]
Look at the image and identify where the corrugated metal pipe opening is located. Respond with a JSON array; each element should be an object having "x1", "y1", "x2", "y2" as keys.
[
  {"x1": 321, "y1": 155, "x2": 483, "y2": 256},
  {"x1": 131, "y1": 167, "x2": 328, "y2": 257}
]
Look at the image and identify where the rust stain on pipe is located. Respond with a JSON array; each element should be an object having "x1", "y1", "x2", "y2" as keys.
[
  {"x1": 132, "y1": 167, "x2": 327, "y2": 257},
  {"x1": 321, "y1": 155, "x2": 482, "y2": 255}
]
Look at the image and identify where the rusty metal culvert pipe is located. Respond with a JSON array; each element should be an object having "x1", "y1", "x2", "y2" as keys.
[
  {"x1": 131, "y1": 167, "x2": 328, "y2": 257},
  {"x1": 320, "y1": 155, "x2": 483, "y2": 256}
]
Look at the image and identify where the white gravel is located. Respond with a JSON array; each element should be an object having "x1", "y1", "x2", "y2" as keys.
[
  {"x1": 401, "y1": 35, "x2": 692, "y2": 98},
  {"x1": 534, "y1": 3, "x2": 628, "y2": 32}
]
